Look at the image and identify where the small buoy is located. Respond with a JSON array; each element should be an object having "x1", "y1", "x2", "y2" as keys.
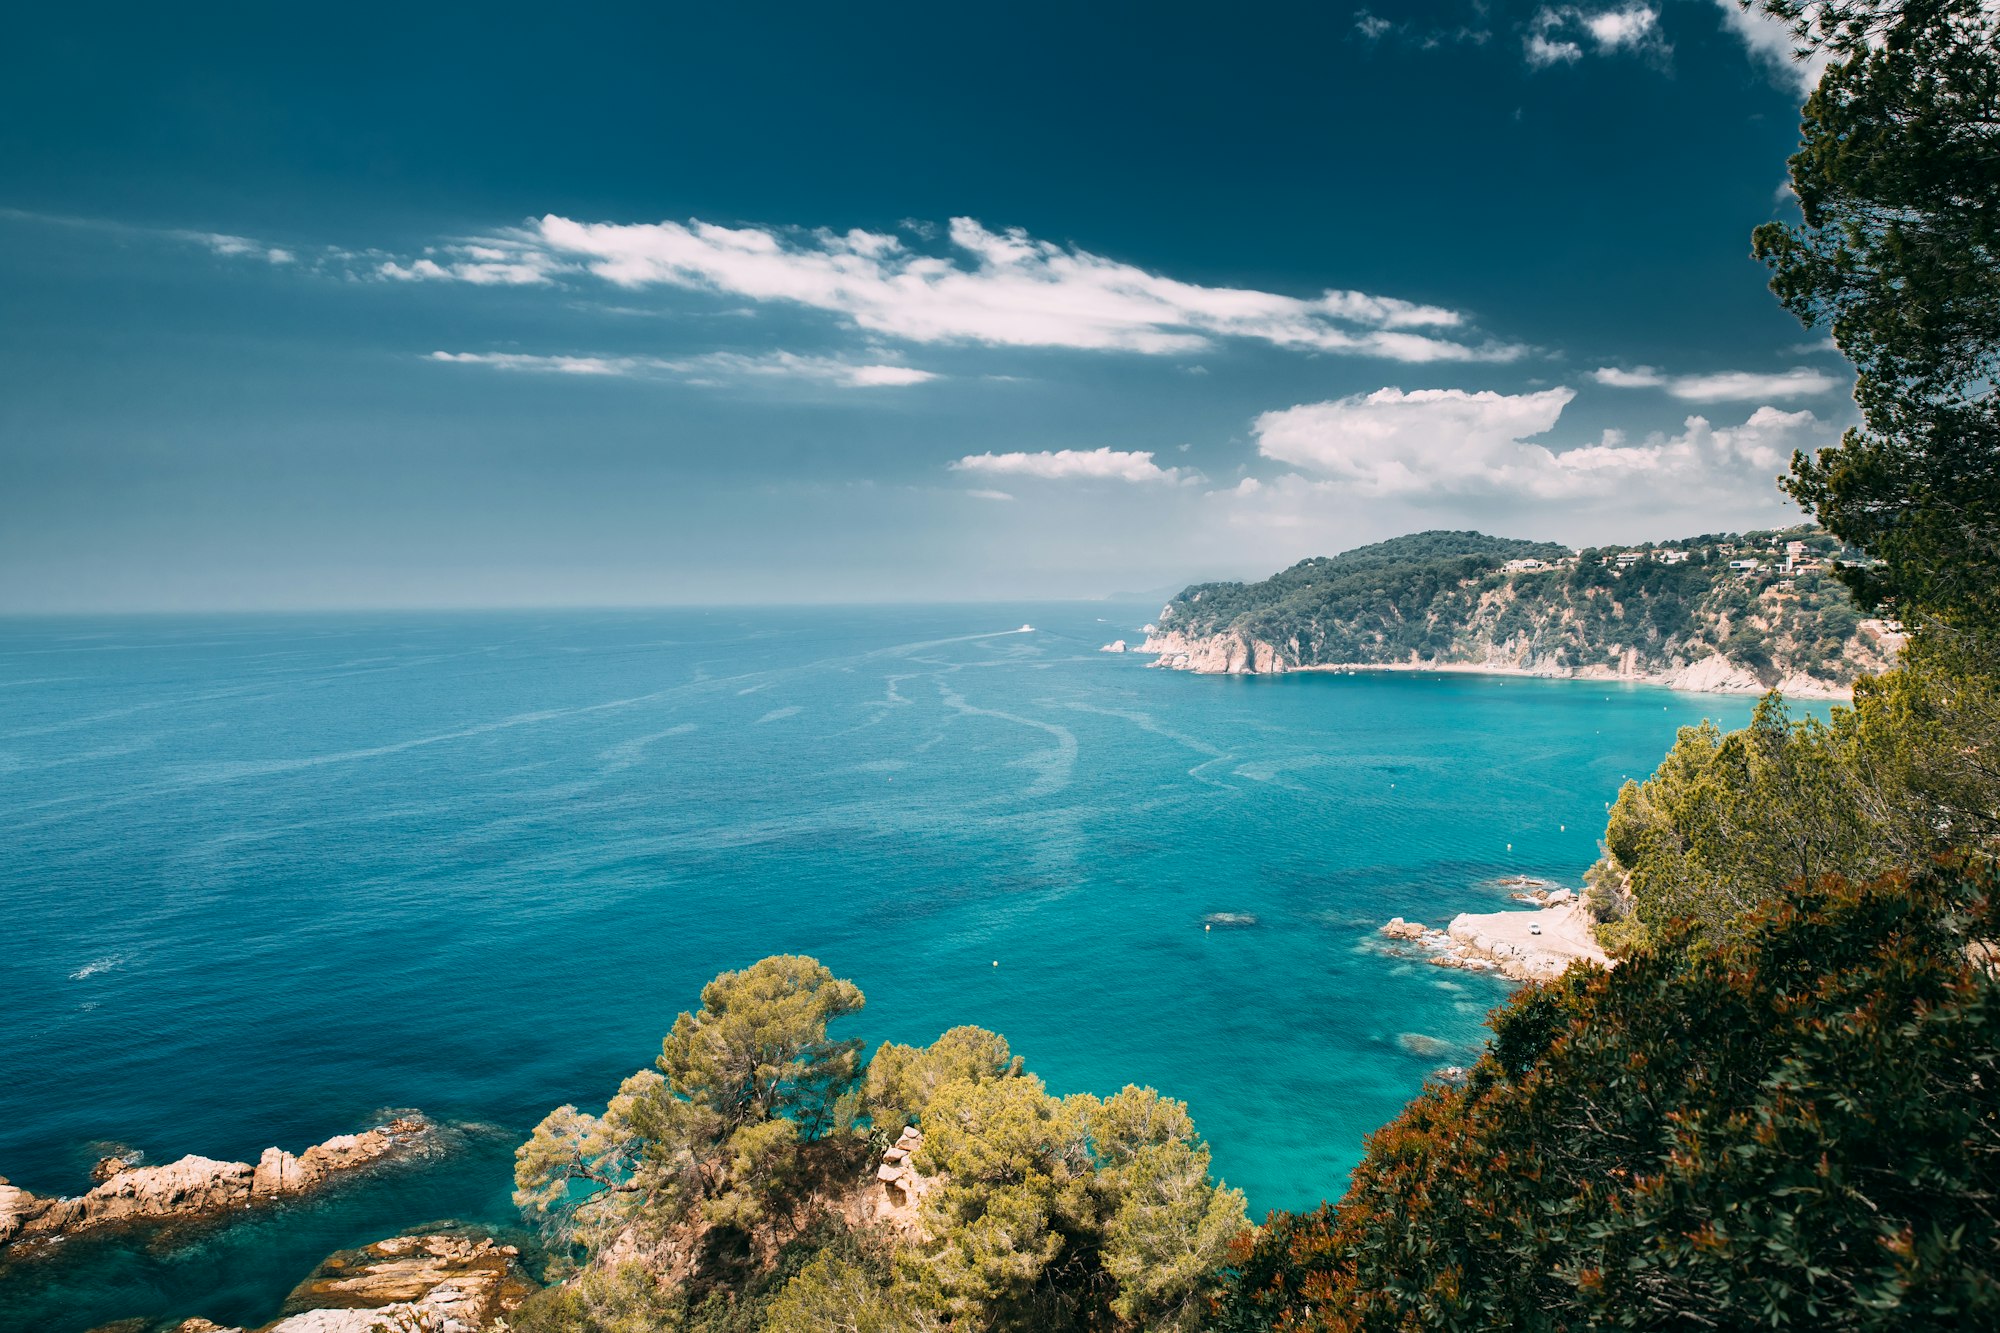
[
  {"x1": 1560, "y1": 824, "x2": 1565, "y2": 832},
  {"x1": 991, "y1": 960, "x2": 998, "y2": 967},
  {"x1": 1205, "y1": 924, "x2": 1212, "y2": 932},
  {"x1": 1506, "y1": 843, "x2": 1512, "y2": 851}
]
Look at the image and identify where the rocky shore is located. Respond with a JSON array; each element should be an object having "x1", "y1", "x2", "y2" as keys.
[
  {"x1": 1139, "y1": 627, "x2": 1855, "y2": 700},
  {"x1": 0, "y1": 1115, "x2": 436, "y2": 1251},
  {"x1": 1380, "y1": 881, "x2": 1612, "y2": 982}
]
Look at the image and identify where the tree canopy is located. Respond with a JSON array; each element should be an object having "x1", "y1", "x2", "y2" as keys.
[
  {"x1": 1753, "y1": 0, "x2": 2000, "y2": 633},
  {"x1": 510, "y1": 960, "x2": 1246, "y2": 1332},
  {"x1": 1588, "y1": 633, "x2": 2000, "y2": 952}
]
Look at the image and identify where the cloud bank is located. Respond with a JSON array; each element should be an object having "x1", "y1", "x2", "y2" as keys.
[{"x1": 1250, "y1": 385, "x2": 1831, "y2": 501}]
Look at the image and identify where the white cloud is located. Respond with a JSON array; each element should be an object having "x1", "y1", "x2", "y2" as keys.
[
  {"x1": 427, "y1": 349, "x2": 937, "y2": 388},
  {"x1": 1526, "y1": 5, "x2": 1667, "y2": 67},
  {"x1": 1712, "y1": 0, "x2": 1833, "y2": 92},
  {"x1": 1527, "y1": 33, "x2": 1585, "y2": 64},
  {"x1": 844, "y1": 363, "x2": 936, "y2": 387},
  {"x1": 174, "y1": 230, "x2": 297, "y2": 265},
  {"x1": 429, "y1": 351, "x2": 625, "y2": 376},
  {"x1": 1594, "y1": 364, "x2": 1839, "y2": 399},
  {"x1": 1255, "y1": 387, "x2": 1576, "y2": 495},
  {"x1": 950, "y1": 447, "x2": 1199, "y2": 485},
  {"x1": 1591, "y1": 365, "x2": 1667, "y2": 388},
  {"x1": 1583, "y1": 5, "x2": 1660, "y2": 48},
  {"x1": 8, "y1": 205, "x2": 1524, "y2": 368},
  {"x1": 1352, "y1": 9, "x2": 1493, "y2": 47},
  {"x1": 1249, "y1": 386, "x2": 1832, "y2": 502},
  {"x1": 499, "y1": 215, "x2": 1521, "y2": 363},
  {"x1": 1665, "y1": 368, "x2": 1839, "y2": 400},
  {"x1": 379, "y1": 237, "x2": 562, "y2": 287}
]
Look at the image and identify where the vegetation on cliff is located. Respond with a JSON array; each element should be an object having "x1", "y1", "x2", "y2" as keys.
[{"x1": 1155, "y1": 527, "x2": 1888, "y2": 686}]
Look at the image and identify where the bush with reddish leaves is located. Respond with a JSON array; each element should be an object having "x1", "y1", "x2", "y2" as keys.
[{"x1": 1217, "y1": 858, "x2": 2000, "y2": 1331}]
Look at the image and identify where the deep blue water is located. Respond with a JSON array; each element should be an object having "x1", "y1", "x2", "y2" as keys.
[{"x1": 0, "y1": 607, "x2": 1784, "y2": 1330}]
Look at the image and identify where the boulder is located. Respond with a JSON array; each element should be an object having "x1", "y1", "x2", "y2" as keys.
[
  {"x1": 253, "y1": 1147, "x2": 305, "y2": 1197},
  {"x1": 90, "y1": 1150, "x2": 142, "y2": 1184}
]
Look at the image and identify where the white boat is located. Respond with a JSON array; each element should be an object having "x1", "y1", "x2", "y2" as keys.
[{"x1": 1017, "y1": 623, "x2": 1035, "y2": 632}]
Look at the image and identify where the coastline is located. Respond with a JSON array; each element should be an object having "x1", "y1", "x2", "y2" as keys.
[
  {"x1": 1137, "y1": 629, "x2": 1856, "y2": 701},
  {"x1": 1287, "y1": 659, "x2": 1852, "y2": 702}
]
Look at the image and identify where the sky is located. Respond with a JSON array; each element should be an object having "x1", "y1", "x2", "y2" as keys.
[{"x1": 0, "y1": 0, "x2": 1848, "y2": 609}]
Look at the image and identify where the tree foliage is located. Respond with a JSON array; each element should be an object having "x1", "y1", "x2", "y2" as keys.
[
  {"x1": 905, "y1": 1077, "x2": 1249, "y2": 1331},
  {"x1": 514, "y1": 964, "x2": 1246, "y2": 1331},
  {"x1": 863, "y1": 1025, "x2": 1024, "y2": 1132},
  {"x1": 1752, "y1": 0, "x2": 2000, "y2": 632},
  {"x1": 1591, "y1": 634, "x2": 2000, "y2": 950},
  {"x1": 1219, "y1": 858, "x2": 2000, "y2": 1331},
  {"x1": 515, "y1": 955, "x2": 867, "y2": 1261}
]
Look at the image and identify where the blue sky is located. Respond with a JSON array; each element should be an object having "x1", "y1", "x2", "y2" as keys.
[{"x1": 1, "y1": 0, "x2": 1846, "y2": 609}]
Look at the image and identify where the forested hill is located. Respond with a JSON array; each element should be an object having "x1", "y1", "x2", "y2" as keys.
[{"x1": 1142, "y1": 528, "x2": 1900, "y2": 692}]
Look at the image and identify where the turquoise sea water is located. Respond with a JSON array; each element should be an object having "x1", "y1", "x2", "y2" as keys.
[{"x1": 0, "y1": 607, "x2": 1790, "y2": 1331}]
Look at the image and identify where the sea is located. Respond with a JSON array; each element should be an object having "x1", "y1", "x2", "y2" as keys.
[{"x1": 0, "y1": 605, "x2": 1793, "y2": 1331}]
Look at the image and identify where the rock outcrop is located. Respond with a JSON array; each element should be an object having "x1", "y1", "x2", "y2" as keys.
[
  {"x1": 2, "y1": 1116, "x2": 435, "y2": 1250},
  {"x1": 868, "y1": 1125, "x2": 935, "y2": 1235},
  {"x1": 1139, "y1": 628, "x2": 1287, "y2": 675},
  {"x1": 114, "y1": 1232, "x2": 535, "y2": 1333},
  {"x1": 1378, "y1": 897, "x2": 1611, "y2": 982},
  {"x1": 264, "y1": 1232, "x2": 537, "y2": 1333}
]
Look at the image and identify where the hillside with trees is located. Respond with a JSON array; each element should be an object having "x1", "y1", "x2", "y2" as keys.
[{"x1": 1146, "y1": 527, "x2": 1896, "y2": 690}]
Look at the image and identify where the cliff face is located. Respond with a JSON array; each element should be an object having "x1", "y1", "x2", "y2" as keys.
[{"x1": 1139, "y1": 528, "x2": 1899, "y2": 696}]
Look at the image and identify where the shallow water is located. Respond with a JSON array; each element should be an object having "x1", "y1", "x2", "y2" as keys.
[{"x1": 0, "y1": 606, "x2": 1788, "y2": 1331}]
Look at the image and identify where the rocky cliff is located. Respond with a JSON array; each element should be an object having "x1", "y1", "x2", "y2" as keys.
[{"x1": 1140, "y1": 527, "x2": 1899, "y2": 696}]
